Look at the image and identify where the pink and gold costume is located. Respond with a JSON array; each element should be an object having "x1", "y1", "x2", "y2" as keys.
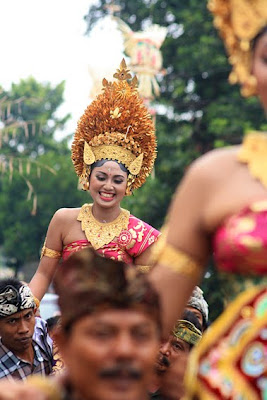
[
  {"x1": 62, "y1": 204, "x2": 160, "y2": 263},
  {"x1": 186, "y1": 198, "x2": 267, "y2": 400}
]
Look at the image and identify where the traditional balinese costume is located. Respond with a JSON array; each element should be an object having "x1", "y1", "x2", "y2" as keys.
[
  {"x1": 152, "y1": 1, "x2": 267, "y2": 398},
  {"x1": 41, "y1": 60, "x2": 160, "y2": 267}
]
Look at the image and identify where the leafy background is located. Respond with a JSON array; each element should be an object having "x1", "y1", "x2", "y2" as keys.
[{"x1": 1, "y1": 1, "x2": 266, "y2": 321}]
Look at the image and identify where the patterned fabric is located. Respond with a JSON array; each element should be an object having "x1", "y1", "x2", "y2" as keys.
[
  {"x1": 185, "y1": 286, "x2": 267, "y2": 400},
  {"x1": 213, "y1": 200, "x2": 267, "y2": 275},
  {"x1": 185, "y1": 199, "x2": 267, "y2": 399},
  {"x1": 62, "y1": 214, "x2": 160, "y2": 263},
  {"x1": 0, "y1": 317, "x2": 53, "y2": 381},
  {"x1": 0, "y1": 284, "x2": 35, "y2": 317}
]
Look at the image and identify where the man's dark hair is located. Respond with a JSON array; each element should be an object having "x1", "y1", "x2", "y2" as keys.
[
  {"x1": 0, "y1": 277, "x2": 23, "y2": 294},
  {"x1": 54, "y1": 248, "x2": 161, "y2": 334},
  {"x1": 46, "y1": 315, "x2": 60, "y2": 332}
]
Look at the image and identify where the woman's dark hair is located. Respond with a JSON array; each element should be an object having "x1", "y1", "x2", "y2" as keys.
[
  {"x1": 91, "y1": 159, "x2": 129, "y2": 175},
  {"x1": 252, "y1": 25, "x2": 267, "y2": 50}
]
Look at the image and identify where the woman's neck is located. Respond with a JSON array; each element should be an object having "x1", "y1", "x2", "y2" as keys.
[{"x1": 91, "y1": 204, "x2": 121, "y2": 223}]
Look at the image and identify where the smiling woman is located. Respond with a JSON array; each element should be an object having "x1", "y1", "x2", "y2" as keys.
[{"x1": 29, "y1": 59, "x2": 160, "y2": 302}]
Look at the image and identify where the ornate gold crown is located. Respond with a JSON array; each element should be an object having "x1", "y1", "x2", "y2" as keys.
[
  {"x1": 208, "y1": 0, "x2": 267, "y2": 96},
  {"x1": 71, "y1": 59, "x2": 156, "y2": 195},
  {"x1": 173, "y1": 320, "x2": 202, "y2": 346}
]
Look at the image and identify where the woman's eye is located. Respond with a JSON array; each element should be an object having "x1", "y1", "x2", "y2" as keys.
[
  {"x1": 114, "y1": 179, "x2": 123, "y2": 184},
  {"x1": 96, "y1": 176, "x2": 105, "y2": 181}
]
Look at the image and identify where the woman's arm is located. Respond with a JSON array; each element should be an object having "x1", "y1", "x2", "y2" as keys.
[
  {"x1": 134, "y1": 242, "x2": 156, "y2": 268},
  {"x1": 29, "y1": 209, "x2": 65, "y2": 301},
  {"x1": 149, "y1": 158, "x2": 213, "y2": 338}
]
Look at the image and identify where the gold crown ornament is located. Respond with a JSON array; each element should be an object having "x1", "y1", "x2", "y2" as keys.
[
  {"x1": 208, "y1": 0, "x2": 267, "y2": 97},
  {"x1": 71, "y1": 59, "x2": 157, "y2": 195}
]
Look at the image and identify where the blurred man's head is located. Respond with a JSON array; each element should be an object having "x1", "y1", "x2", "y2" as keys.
[
  {"x1": 186, "y1": 286, "x2": 209, "y2": 331},
  {"x1": 0, "y1": 278, "x2": 36, "y2": 356},
  {"x1": 46, "y1": 315, "x2": 60, "y2": 341},
  {"x1": 155, "y1": 309, "x2": 202, "y2": 375},
  {"x1": 53, "y1": 248, "x2": 161, "y2": 400}
]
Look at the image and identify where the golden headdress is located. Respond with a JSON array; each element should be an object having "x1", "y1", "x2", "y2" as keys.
[
  {"x1": 72, "y1": 59, "x2": 156, "y2": 195},
  {"x1": 208, "y1": 0, "x2": 267, "y2": 96}
]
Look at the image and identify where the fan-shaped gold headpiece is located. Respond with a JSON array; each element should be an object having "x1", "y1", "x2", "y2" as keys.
[
  {"x1": 72, "y1": 59, "x2": 156, "y2": 195},
  {"x1": 208, "y1": 0, "x2": 267, "y2": 96}
]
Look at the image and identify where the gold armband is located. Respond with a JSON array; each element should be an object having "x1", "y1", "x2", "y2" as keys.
[
  {"x1": 27, "y1": 375, "x2": 62, "y2": 400},
  {"x1": 34, "y1": 296, "x2": 40, "y2": 309},
  {"x1": 157, "y1": 243, "x2": 202, "y2": 279},
  {"x1": 41, "y1": 238, "x2": 62, "y2": 260}
]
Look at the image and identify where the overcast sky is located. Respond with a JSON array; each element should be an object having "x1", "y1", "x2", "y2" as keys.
[{"x1": 0, "y1": 0, "x2": 124, "y2": 137}]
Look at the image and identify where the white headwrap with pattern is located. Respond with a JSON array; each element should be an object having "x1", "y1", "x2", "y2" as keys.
[{"x1": 0, "y1": 284, "x2": 35, "y2": 317}]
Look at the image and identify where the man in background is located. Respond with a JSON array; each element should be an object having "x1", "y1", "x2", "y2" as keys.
[
  {"x1": 150, "y1": 310, "x2": 202, "y2": 400},
  {"x1": 0, "y1": 278, "x2": 53, "y2": 381},
  {"x1": 0, "y1": 248, "x2": 162, "y2": 400}
]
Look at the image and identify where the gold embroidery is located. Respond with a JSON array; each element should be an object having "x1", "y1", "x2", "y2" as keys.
[
  {"x1": 158, "y1": 243, "x2": 202, "y2": 278},
  {"x1": 136, "y1": 265, "x2": 152, "y2": 273},
  {"x1": 77, "y1": 204, "x2": 130, "y2": 250},
  {"x1": 41, "y1": 240, "x2": 62, "y2": 259},
  {"x1": 251, "y1": 200, "x2": 267, "y2": 212},
  {"x1": 238, "y1": 132, "x2": 267, "y2": 189},
  {"x1": 239, "y1": 235, "x2": 263, "y2": 250}
]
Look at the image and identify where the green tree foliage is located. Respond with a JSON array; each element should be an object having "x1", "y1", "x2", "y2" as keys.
[
  {"x1": 0, "y1": 78, "x2": 88, "y2": 272},
  {"x1": 85, "y1": 1, "x2": 266, "y2": 321}
]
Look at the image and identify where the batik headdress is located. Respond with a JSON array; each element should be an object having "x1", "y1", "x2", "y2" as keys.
[
  {"x1": 0, "y1": 284, "x2": 35, "y2": 317},
  {"x1": 71, "y1": 59, "x2": 157, "y2": 195},
  {"x1": 208, "y1": 0, "x2": 267, "y2": 96},
  {"x1": 173, "y1": 320, "x2": 202, "y2": 346}
]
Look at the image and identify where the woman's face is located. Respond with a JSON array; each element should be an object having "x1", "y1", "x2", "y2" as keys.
[
  {"x1": 89, "y1": 161, "x2": 128, "y2": 209},
  {"x1": 252, "y1": 30, "x2": 267, "y2": 111}
]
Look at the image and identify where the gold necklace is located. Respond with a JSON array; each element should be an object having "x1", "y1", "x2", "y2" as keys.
[
  {"x1": 238, "y1": 131, "x2": 267, "y2": 189},
  {"x1": 77, "y1": 203, "x2": 130, "y2": 250}
]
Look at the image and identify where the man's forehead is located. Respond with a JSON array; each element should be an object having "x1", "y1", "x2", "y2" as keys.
[
  {"x1": 79, "y1": 308, "x2": 157, "y2": 327},
  {"x1": 3, "y1": 308, "x2": 34, "y2": 320}
]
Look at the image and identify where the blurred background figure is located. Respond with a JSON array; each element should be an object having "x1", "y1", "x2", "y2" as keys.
[
  {"x1": 149, "y1": 1, "x2": 267, "y2": 399},
  {"x1": 150, "y1": 310, "x2": 202, "y2": 400}
]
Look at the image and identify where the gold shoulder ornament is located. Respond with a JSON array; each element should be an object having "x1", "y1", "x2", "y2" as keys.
[
  {"x1": 238, "y1": 131, "x2": 267, "y2": 188},
  {"x1": 77, "y1": 203, "x2": 130, "y2": 250}
]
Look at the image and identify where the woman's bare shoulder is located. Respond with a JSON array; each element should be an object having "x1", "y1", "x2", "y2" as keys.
[
  {"x1": 51, "y1": 207, "x2": 82, "y2": 223},
  {"x1": 188, "y1": 145, "x2": 240, "y2": 182}
]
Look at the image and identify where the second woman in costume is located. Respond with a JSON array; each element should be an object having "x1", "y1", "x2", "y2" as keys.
[{"x1": 150, "y1": 1, "x2": 267, "y2": 398}]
